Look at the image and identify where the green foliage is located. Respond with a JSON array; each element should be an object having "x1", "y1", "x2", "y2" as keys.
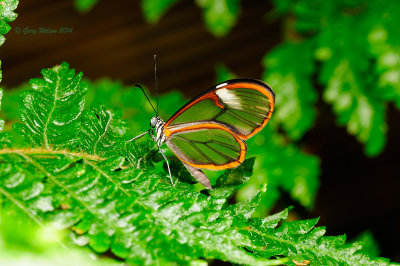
[
  {"x1": 316, "y1": 12, "x2": 388, "y2": 156},
  {"x1": 0, "y1": 63, "x2": 393, "y2": 264},
  {"x1": 0, "y1": 0, "x2": 18, "y2": 146},
  {"x1": 215, "y1": 157, "x2": 255, "y2": 187},
  {"x1": 13, "y1": 62, "x2": 88, "y2": 150},
  {"x1": 320, "y1": 52, "x2": 387, "y2": 156},
  {"x1": 73, "y1": 0, "x2": 241, "y2": 37},
  {"x1": 0, "y1": 0, "x2": 18, "y2": 46},
  {"x1": 242, "y1": 125, "x2": 320, "y2": 214},
  {"x1": 142, "y1": 0, "x2": 241, "y2": 36},
  {"x1": 263, "y1": 41, "x2": 317, "y2": 141},
  {"x1": 352, "y1": 231, "x2": 381, "y2": 258},
  {"x1": 0, "y1": 207, "x2": 124, "y2": 265},
  {"x1": 0, "y1": 88, "x2": 9, "y2": 147},
  {"x1": 0, "y1": 89, "x2": 3, "y2": 131},
  {"x1": 373, "y1": 43, "x2": 400, "y2": 109},
  {"x1": 266, "y1": 0, "x2": 400, "y2": 156},
  {"x1": 195, "y1": 0, "x2": 240, "y2": 37},
  {"x1": 368, "y1": 1, "x2": 400, "y2": 110},
  {"x1": 74, "y1": 0, "x2": 100, "y2": 13},
  {"x1": 141, "y1": 0, "x2": 179, "y2": 23},
  {"x1": 0, "y1": 0, "x2": 18, "y2": 112},
  {"x1": 80, "y1": 105, "x2": 126, "y2": 157}
]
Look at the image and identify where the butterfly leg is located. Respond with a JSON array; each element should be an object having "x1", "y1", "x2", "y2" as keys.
[
  {"x1": 148, "y1": 126, "x2": 174, "y2": 186},
  {"x1": 126, "y1": 130, "x2": 150, "y2": 143},
  {"x1": 157, "y1": 143, "x2": 174, "y2": 187},
  {"x1": 183, "y1": 163, "x2": 212, "y2": 190}
]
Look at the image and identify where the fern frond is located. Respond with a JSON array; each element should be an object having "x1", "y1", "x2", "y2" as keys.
[
  {"x1": 0, "y1": 0, "x2": 18, "y2": 46},
  {"x1": 0, "y1": 150, "x2": 392, "y2": 265},
  {"x1": 13, "y1": 62, "x2": 87, "y2": 150},
  {"x1": 80, "y1": 105, "x2": 126, "y2": 157},
  {"x1": 263, "y1": 41, "x2": 317, "y2": 141}
]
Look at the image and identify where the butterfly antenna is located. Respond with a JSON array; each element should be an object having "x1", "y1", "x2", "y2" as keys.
[
  {"x1": 154, "y1": 54, "x2": 159, "y2": 114},
  {"x1": 135, "y1": 84, "x2": 158, "y2": 116}
]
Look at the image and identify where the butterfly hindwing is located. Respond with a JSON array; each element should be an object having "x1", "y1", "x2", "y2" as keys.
[
  {"x1": 164, "y1": 79, "x2": 275, "y2": 140},
  {"x1": 182, "y1": 162, "x2": 212, "y2": 189},
  {"x1": 165, "y1": 122, "x2": 246, "y2": 170}
]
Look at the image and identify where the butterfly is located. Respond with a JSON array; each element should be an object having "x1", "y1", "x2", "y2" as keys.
[{"x1": 128, "y1": 78, "x2": 275, "y2": 190}]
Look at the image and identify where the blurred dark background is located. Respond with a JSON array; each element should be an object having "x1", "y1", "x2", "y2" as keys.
[
  {"x1": 1, "y1": 0, "x2": 279, "y2": 94},
  {"x1": 1, "y1": 0, "x2": 399, "y2": 262}
]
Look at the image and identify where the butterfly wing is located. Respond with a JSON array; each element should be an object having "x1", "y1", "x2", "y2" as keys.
[
  {"x1": 163, "y1": 79, "x2": 275, "y2": 140},
  {"x1": 165, "y1": 121, "x2": 246, "y2": 170},
  {"x1": 182, "y1": 162, "x2": 212, "y2": 189}
]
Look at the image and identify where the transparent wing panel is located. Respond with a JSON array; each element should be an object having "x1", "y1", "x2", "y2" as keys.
[{"x1": 166, "y1": 125, "x2": 246, "y2": 170}]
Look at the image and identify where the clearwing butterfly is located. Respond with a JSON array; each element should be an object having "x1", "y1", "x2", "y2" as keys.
[{"x1": 128, "y1": 78, "x2": 275, "y2": 189}]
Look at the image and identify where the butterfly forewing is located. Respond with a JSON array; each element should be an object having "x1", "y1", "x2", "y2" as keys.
[
  {"x1": 164, "y1": 79, "x2": 275, "y2": 140},
  {"x1": 165, "y1": 122, "x2": 246, "y2": 170}
]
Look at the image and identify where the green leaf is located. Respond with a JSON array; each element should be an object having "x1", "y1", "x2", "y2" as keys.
[
  {"x1": 0, "y1": 0, "x2": 19, "y2": 146},
  {"x1": 247, "y1": 215, "x2": 392, "y2": 265},
  {"x1": 0, "y1": 151, "x2": 286, "y2": 265},
  {"x1": 260, "y1": 207, "x2": 290, "y2": 229},
  {"x1": 0, "y1": 0, "x2": 18, "y2": 45},
  {"x1": 0, "y1": 88, "x2": 11, "y2": 147},
  {"x1": 263, "y1": 41, "x2": 317, "y2": 140},
  {"x1": 0, "y1": 150, "x2": 391, "y2": 265},
  {"x1": 270, "y1": 0, "x2": 292, "y2": 16},
  {"x1": 195, "y1": 0, "x2": 240, "y2": 37},
  {"x1": 13, "y1": 62, "x2": 88, "y2": 150},
  {"x1": 374, "y1": 46, "x2": 400, "y2": 109},
  {"x1": 0, "y1": 207, "x2": 123, "y2": 265},
  {"x1": 0, "y1": 82, "x2": 28, "y2": 123},
  {"x1": 238, "y1": 126, "x2": 320, "y2": 213},
  {"x1": 229, "y1": 184, "x2": 266, "y2": 219},
  {"x1": 141, "y1": 0, "x2": 179, "y2": 23},
  {"x1": 318, "y1": 17, "x2": 387, "y2": 156},
  {"x1": 267, "y1": 0, "x2": 399, "y2": 156},
  {"x1": 352, "y1": 231, "x2": 381, "y2": 258},
  {"x1": 291, "y1": 0, "x2": 336, "y2": 33},
  {"x1": 0, "y1": 88, "x2": 3, "y2": 131},
  {"x1": 271, "y1": 1, "x2": 365, "y2": 34},
  {"x1": 167, "y1": 156, "x2": 197, "y2": 185},
  {"x1": 216, "y1": 157, "x2": 255, "y2": 187},
  {"x1": 74, "y1": 0, "x2": 100, "y2": 13},
  {"x1": 80, "y1": 105, "x2": 126, "y2": 157}
]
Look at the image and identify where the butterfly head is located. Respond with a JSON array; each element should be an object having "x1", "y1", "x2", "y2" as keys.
[{"x1": 150, "y1": 116, "x2": 164, "y2": 128}]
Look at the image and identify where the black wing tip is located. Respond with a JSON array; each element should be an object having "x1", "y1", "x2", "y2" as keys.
[{"x1": 221, "y1": 78, "x2": 275, "y2": 101}]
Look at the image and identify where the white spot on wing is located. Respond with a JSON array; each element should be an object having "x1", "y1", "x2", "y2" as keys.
[
  {"x1": 216, "y1": 83, "x2": 228, "y2": 89},
  {"x1": 216, "y1": 88, "x2": 241, "y2": 109}
]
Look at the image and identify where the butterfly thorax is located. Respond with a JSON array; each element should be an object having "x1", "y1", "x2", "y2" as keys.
[{"x1": 150, "y1": 116, "x2": 166, "y2": 146}]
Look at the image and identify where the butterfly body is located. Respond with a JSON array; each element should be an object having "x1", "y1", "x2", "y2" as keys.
[
  {"x1": 143, "y1": 79, "x2": 275, "y2": 189},
  {"x1": 150, "y1": 116, "x2": 166, "y2": 146}
]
